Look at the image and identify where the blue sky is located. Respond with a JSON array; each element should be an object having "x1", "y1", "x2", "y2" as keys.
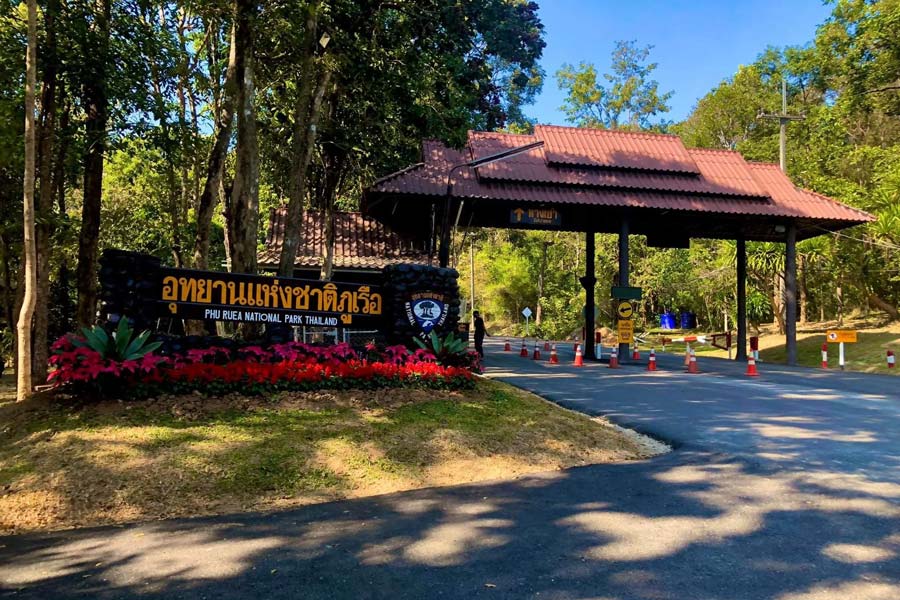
[{"x1": 528, "y1": 0, "x2": 833, "y2": 125}]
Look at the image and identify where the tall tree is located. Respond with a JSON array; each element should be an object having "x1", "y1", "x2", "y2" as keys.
[
  {"x1": 557, "y1": 40, "x2": 673, "y2": 129},
  {"x1": 192, "y1": 18, "x2": 237, "y2": 271},
  {"x1": 75, "y1": 0, "x2": 111, "y2": 327},
  {"x1": 225, "y1": 0, "x2": 259, "y2": 276},
  {"x1": 33, "y1": 0, "x2": 60, "y2": 381},
  {"x1": 17, "y1": 0, "x2": 37, "y2": 401}
]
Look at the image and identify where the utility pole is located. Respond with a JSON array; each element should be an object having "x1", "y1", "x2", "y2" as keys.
[
  {"x1": 758, "y1": 79, "x2": 805, "y2": 173},
  {"x1": 469, "y1": 239, "x2": 475, "y2": 326},
  {"x1": 758, "y1": 78, "x2": 805, "y2": 366}
]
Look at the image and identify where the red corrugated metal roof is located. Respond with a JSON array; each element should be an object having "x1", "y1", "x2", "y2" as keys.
[
  {"x1": 369, "y1": 126, "x2": 873, "y2": 225},
  {"x1": 259, "y1": 208, "x2": 428, "y2": 270},
  {"x1": 536, "y1": 124, "x2": 702, "y2": 174}
]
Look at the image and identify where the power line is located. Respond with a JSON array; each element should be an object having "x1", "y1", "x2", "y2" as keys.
[{"x1": 813, "y1": 226, "x2": 900, "y2": 252}]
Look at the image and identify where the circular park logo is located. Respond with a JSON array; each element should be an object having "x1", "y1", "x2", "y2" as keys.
[{"x1": 406, "y1": 292, "x2": 449, "y2": 336}]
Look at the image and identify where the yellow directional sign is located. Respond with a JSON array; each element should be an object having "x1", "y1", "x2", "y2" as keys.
[
  {"x1": 617, "y1": 319, "x2": 634, "y2": 344},
  {"x1": 617, "y1": 301, "x2": 634, "y2": 319},
  {"x1": 826, "y1": 330, "x2": 857, "y2": 343}
]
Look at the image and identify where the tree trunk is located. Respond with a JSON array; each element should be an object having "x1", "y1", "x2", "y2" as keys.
[
  {"x1": 279, "y1": 4, "x2": 332, "y2": 277},
  {"x1": 226, "y1": 0, "x2": 259, "y2": 277},
  {"x1": 17, "y1": 0, "x2": 38, "y2": 401},
  {"x1": 75, "y1": 0, "x2": 110, "y2": 328},
  {"x1": 33, "y1": 0, "x2": 59, "y2": 381},
  {"x1": 772, "y1": 275, "x2": 785, "y2": 334},
  {"x1": 867, "y1": 292, "x2": 900, "y2": 321},
  {"x1": 192, "y1": 22, "x2": 238, "y2": 271},
  {"x1": 318, "y1": 146, "x2": 345, "y2": 281}
]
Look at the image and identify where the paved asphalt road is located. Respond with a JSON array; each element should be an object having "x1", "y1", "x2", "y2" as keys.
[{"x1": 1, "y1": 339, "x2": 898, "y2": 599}]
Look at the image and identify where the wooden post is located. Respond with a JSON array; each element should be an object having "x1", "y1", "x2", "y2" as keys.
[
  {"x1": 618, "y1": 218, "x2": 630, "y2": 361},
  {"x1": 581, "y1": 230, "x2": 596, "y2": 360},
  {"x1": 785, "y1": 224, "x2": 798, "y2": 365},
  {"x1": 736, "y1": 236, "x2": 747, "y2": 361}
]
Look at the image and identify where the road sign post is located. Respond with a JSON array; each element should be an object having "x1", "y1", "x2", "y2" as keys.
[
  {"x1": 826, "y1": 330, "x2": 856, "y2": 371},
  {"x1": 522, "y1": 307, "x2": 532, "y2": 336}
]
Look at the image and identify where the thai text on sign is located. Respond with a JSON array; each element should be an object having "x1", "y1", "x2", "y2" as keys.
[
  {"x1": 826, "y1": 330, "x2": 857, "y2": 343},
  {"x1": 617, "y1": 319, "x2": 634, "y2": 344},
  {"x1": 510, "y1": 207, "x2": 561, "y2": 226},
  {"x1": 157, "y1": 267, "x2": 383, "y2": 326}
]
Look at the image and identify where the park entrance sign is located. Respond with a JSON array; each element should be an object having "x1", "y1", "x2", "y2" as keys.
[
  {"x1": 159, "y1": 267, "x2": 383, "y2": 328},
  {"x1": 98, "y1": 249, "x2": 461, "y2": 343}
]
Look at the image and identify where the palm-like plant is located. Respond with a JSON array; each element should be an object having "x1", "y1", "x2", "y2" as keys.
[{"x1": 72, "y1": 318, "x2": 161, "y2": 361}]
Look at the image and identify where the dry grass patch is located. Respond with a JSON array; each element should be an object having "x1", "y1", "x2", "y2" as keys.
[{"x1": 0, "y1": 375, "x2": 660, "y2": 533}]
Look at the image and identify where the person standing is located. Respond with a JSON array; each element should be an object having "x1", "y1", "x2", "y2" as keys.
[{"x1": 473, "y1": 310, "x2": 487, "y2": 358}]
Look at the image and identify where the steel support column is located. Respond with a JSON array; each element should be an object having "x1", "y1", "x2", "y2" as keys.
[
  {"x1": 736, "y1": 237, "x2": 748, "y2": 361},
  {"x1": 618, "y1": 218, "x2": 630, "y2": 361},
  {"x1": 580, "y1": 230, "x2": 597, "y2": 360},
  {"x1": 785, "y1": 224, "x2": 798, "y2": 365}
]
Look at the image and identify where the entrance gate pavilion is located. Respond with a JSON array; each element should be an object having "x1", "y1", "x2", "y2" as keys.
[{"x1": 363, "y1": 125, "x2": 874, "y2": 363}]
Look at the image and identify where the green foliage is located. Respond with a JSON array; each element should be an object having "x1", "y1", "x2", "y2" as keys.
[
  {"x1": 412, "y1": 331, "x2": 476, "y2": 370},
  {"x1": 72, "y1": 319, "x2": 161, "y2": 362},
  {"x1": 556, "y1": 41, "x2": 673, "y2": 130}
]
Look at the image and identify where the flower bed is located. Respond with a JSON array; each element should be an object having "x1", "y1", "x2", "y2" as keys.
[{"x1": 48, "y1": 336, "x2": 477, "y2": 398}]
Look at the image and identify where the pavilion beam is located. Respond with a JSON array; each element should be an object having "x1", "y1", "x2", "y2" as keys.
[
  {"x1": 618, "y1": 218, "x2": 630, "y2": 362},
  {"x1": 736, "y1": 236, "x2": 748, "y2": 361},
  {"x1": 581, "y1": 230, "x2": 597, "y2": 360},
  {"x1": 785, "y1": 224, "x2": 798, "y2": 365}
]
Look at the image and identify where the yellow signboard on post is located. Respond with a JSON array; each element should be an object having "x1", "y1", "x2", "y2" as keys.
[
  {"x1": 617, "y1": 319, "x2": 634, "y2": 344},
  {"x1": 826, "y1": 330, "x2": 857, "y2": 343}
]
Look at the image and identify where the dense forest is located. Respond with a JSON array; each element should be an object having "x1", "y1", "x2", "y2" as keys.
[
  {"x1": 0, "y1": 0, "x2": 546, "y2": 391},
  {"x1": 2, "y1": 0, "x2": 899, "y2": 387}
]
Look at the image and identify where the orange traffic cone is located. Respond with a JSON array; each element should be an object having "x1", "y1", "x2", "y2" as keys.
[
  {"x1": 574, "y1": 344, "x2": 584, "y2": 367},
  {"x1": 648, "y1": 348, "x2": 657, "y2": 371},
  {"x1": 532, "y1": 342, "x2": 541, "y2": 360},
  {"x1": 543, "y1": 341, "x2": 551, "y2": 351},
  {"x1": 746, "y1": 356, "x2": 759, "y2": 377},
  {"x1": 504, "y1": 340, "x2": 511, "y2": 352},
  {"x1": 609, "y1": 348, "x2": 620, "y2": 369},
  {"x1": 632, "y1": 342, "x2": 640, "y2": 360},
  {"x1": 549, "y1": 344, "x2": 559, "y2": 364},
  {"x1": 520, "y1": 339, "x2": 528, "y2": 357},
  {"x1": 687, "y1": 349, "x2": 699, "y2": 374}
]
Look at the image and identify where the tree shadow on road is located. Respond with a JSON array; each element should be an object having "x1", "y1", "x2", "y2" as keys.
[{"x1": 1, "y1": 449, "x2": 897, "y2": 600}]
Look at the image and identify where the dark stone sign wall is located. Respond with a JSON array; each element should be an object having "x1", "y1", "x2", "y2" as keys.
[{"x1": 98, "y1": 249, "x2": 460, "y2": 343}]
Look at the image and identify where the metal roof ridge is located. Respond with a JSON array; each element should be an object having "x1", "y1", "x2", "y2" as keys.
[{"x1": 534, "y1": 124, "x2": 683, "y2": 139}]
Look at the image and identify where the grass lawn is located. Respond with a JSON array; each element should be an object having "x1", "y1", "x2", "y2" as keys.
[
  {"x1": 0, "y1": 374, "x2": 658, "y2": 533},
  {"x1": 645, "y1": 317, "x2": 900, "y2": 375}
]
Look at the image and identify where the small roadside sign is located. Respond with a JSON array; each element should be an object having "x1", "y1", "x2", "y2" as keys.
[
  {"x1": 617, "y1": 301, "x2": 634, "y2": 320},
  {"x1": 611, "y1": 286, "x2": 642, "y2": 300},
  {"x1": 522, "y1": 307, "x2": 532, "y2": 319},
  {"x1": 617, "y1": 319, "x2": 634, "y2": 344},
  {"x1": 826, "y1": 330, "x2": 857, "y2": 343}
]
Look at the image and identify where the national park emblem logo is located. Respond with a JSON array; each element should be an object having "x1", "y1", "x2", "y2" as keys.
[{"x1": 405, "y1": 291, "x2": 448, "y2": 337}]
